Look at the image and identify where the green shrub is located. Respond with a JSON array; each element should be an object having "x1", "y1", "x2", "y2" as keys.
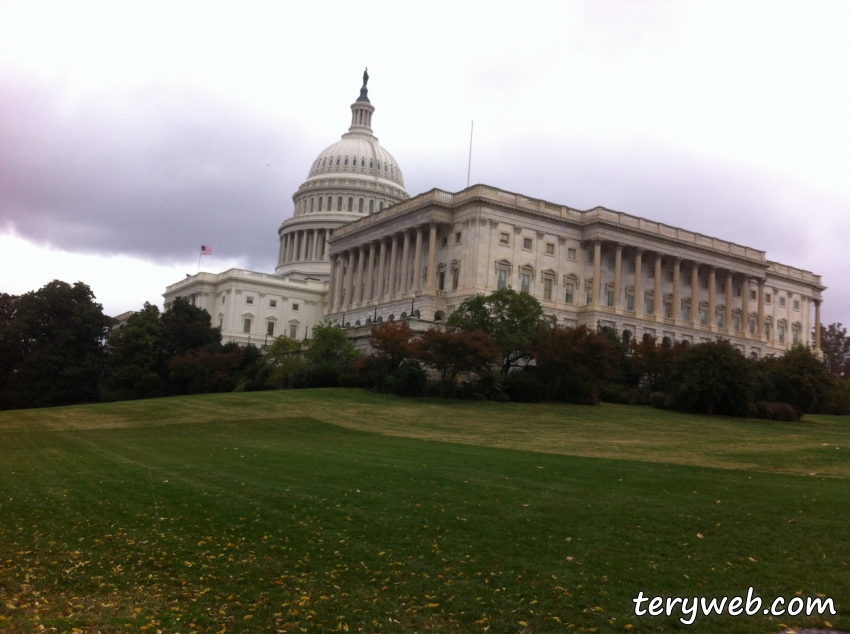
[
  {"x1": 746, "y1": 401, "x2": 801, "y2": 421},
  {"x1": 649, "y1": 392, "x2": 667, "y2": 409},
  {"x1": 384, "y1": 360, "x2": 428, "y2": 397},
  {"x1": 599, "y1": 384, "x2": 643, "y2": 405},
  {"x1": 502, "y1": 370, "x2": 547, "y2": 403},
  {"x1": 289, "y1": 363, "x2": 340, "y2": 389}
]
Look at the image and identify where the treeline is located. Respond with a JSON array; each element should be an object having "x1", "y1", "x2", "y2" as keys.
[{"x1": 2, "y1": 281, "x2": 849, "y2": 419}]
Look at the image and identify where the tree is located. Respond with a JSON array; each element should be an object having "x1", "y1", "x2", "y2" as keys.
[
  {"x1": 630, "y1": 335, "x2": 687, "y2": 393},
  {"x1": 447, "y1": 288, "x2": 545, "y2": 375},
  {"x1": 370, "y1": 321, "x2": 416, "y2": 371},
  {"x1": 412, "y1": 327, "x2": 500, "y2": 396},
  {"x1": 531, "y1": 325, "x2": 619, "y2": 404},
  {"x1": 103, "y1": 303, "x2": 167, "y2": 400},
  {"x1": 0, "y1": 280, "x2": 112, "y2": 410},
  {"x1": 159, "y1": 297, "x2": 221, "y2": 359},
  {"x1": 820, "y1": 323, "x2": 850, "y2": 375},
  {"x1": 303, "y1": 321, "x2": 360, "y2": 367},
  {"x1": 771, "y1": 344, "x2": 835, "y2": 413},
  {"x1": 669, "y1": 340, "x2": 753, "y2": 416}
]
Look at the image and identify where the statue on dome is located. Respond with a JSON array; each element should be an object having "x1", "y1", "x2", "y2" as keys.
[
  {"x1": 362, "y1": 68, "x2": 369, "y2": 87},
  {"x1": 357, "y1": 68, "x2": 370, "y2": 103}
]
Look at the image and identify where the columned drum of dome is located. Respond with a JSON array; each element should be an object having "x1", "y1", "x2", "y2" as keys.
[{"x1": 276, "y1": 71, "x2": 409, "y2": 281}]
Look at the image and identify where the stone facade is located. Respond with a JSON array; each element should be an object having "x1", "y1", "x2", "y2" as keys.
[{"x1": 325, "y1": 185, "x2": 825, "y2": 358}]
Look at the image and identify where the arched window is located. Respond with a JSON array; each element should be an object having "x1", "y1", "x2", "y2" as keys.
[
  {"x1": 622, "y1": 330, "x2": 632, "y2": 347},
  {"x1": 310, "y1": 198, "x2": 314, "y2": 212},
  {"x1": 377, "y1": 161, "x2": 381, "y2": 171},
  {"x1": 344, "y1": 157, "x2": 348, "y2": 166},
  {"x1": 358, "y1": 198, "x2": 364, "y2": 213},
  {"x1": 361, "y1": 158, "x2": 365, "y2": 167},
  {"x1": 384, "y1": 164, "x2": 388, "y2": 172},
  {"x1": 322, "y1": 158, "x2": 326, "y2": 167},
  {"x1": 348, "y1": 197, "x2": 353, "y2": 211},
  {"x1": 369, "y1": 159, "x2": 373, "y2": 169},
  {"x1": 327, "y1": 196, "x2": 333, "y2": 210},
  {"x1": 369, "y1": 200, "x2": 375, "y2": 214},
  {"x1": 337, "y1": 196, "x2": 343, "y2": 210},
  {"x1": 378, "y1": 201, "x2": 384, "y2": 211},
  {"x1": 317, "y1": 197, "x2": 322, "y2": 212},
  {"x1": 336, "y1": 157, "x2": 340, "y2": 166}
]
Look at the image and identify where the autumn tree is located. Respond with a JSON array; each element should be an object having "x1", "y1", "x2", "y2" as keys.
[
  {"x1": 370, "y1": 321, "x2": 416, "y2": 371},
  {"x1": 530, "y1": 325, "x2": 619, "y2": 404},
  {"x1": 447, "y1": 288, "x2": 545, "y2": 375},
  {"x1": 820, "y1": 323, "x2": 850, "y2": 375},
  {"x1": 630, "y1": 335, "x2": 687, "y2": 393},
  {"x1": 412, "y1": 327, "x2": 500, "y2": 396}
]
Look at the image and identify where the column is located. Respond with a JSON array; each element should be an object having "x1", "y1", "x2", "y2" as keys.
[
  {"x1": 814, "y1": 299, "x2": 822, "y2": 351},
  {"x1": 354, "y1": 246, "x2": 365, "y2": 306},
  {"x1": 725, "y1": 271, "x2": 733, "y2": 332},
  {"x1": 388, "y1": 234, "x2": 399, "y2": 299},
  {"x1": 690, "y1": 263, "x2": 699, "y2": 324},
  {"x1": 757, "y1": 278, "x2": 765, "y2": 339},
  {"x1": 592, "y1": 240, "x2": 602, "y2": 306},
  {"x1": 296, "y1": 231, "x2": 303, "y2": 261},
  {"x1": 364, "y1": 242, "x2": 375, "y2": 303},
  {"x1": 288, "y1": 232, "x2": 296, "y2": 262},
  {"x1": 672, "y1": 257, "x2": 681, "y2": 320},
  {"x1": 425, "y1": 221, "x2": 438, "y2": 291},
  {"x1": 344, "y1": 250, "x2": 355, "y2": 310},
  {"x1": 334, "y1": 255, "x2": 344, "y2": 311},
  {"x1": 400, "y1": 230, "x2": 411, "y2": 294},
  {"x1": 327, "y1": 255, "x2": 337, "y2": 312},
  {"x1": 278, "y1": 236, "x2": 286, "y2": 266},
  {"x1": 634, "y1": 248, "x2": 643, "y2": 316},
  {"x1": 377, "y1": 238, "x2": 387, "y2": 300},
  {"x1": 614, "y1": 243, "x2": 623, "y2": 308},
  {"x1": 413, "y1": 225, "x2": 424, "y2": 292},
  {"x1": 741, "y1": 277, "x2": 750, "y2": 338},
  {"x1": 708, "y1": 266, "x2": 716, "y2": 329},
  {"x1": 653, "y1": 253, "x2": 662, "y2": 319}
]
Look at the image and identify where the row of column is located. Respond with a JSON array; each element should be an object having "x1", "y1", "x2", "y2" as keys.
[
  {"x1": 278, "y1": 228, "x2": 332, "y2": 266},
  {"x1": 589, "y1": 240, "x2": 822, "y2": 348},
  {"x1": 327, "y1": 221, "x2": 439, "y2": 313}
]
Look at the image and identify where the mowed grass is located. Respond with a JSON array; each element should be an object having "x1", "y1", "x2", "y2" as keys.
[{"x1": 0, "y1": 390, "x2": 847, "y2": 634}]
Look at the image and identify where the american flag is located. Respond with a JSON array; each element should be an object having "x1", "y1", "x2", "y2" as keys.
[{"x1": 200, "y1": 245, "x2": 213, "y2": 255}]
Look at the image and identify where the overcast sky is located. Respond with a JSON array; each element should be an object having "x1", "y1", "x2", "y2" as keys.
[{"x1": 1, "y1": 0, "x2": 849, "y2": 325}]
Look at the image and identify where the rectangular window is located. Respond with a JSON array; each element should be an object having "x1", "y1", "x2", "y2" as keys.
[
  {"x1": 628, "y1": 261, "x2": 635, "y2": 273},
  {"x1": 222, "y1": 295, "x2": 226, "y2": 303},
  {"x1": 289, "y1": 324, "x2": 298, "y2": 339},
  {"x1": 699, "y1": 309, "x2": 708, "y2": 325},
  {"x1": 647, "y1": 268, "x2": 655, "y2": 279},
  {"x1": 243, "y1": 318, "x2": 252, "y2": 333},
  {"x1": 567, "y1": 248, "x2": 577, "y2": 260},
  {"x1": 750, "y1": 289, "x2": 757, "y2": 301},
  {"x1": 452, "y1": 268, "x2": 459, "y2": 290},
  {"x1": 267, "y1": 321, "x2": 275, "y2": 336},
  {"x1": 587, "y1": 251, "x2": 595, "y2": 264},
  {"x1": 626, "y1": 294, "x2": 634, "y2": 311},
  {"x1": 684, "y1": 276, "x2": 691, "y2": 286},
  {"x1": 497, "y1": 269, "x2": 507, "y2": 290},
  {"x1": 664, "y1": 300, "x2": 672, "y2": 318},
  {"x1": 793, "y1": 328, "x2": 800, "y2": 344},
  {"x1": 682, "y1": 304, "x2": 691, "y2": 321},
  {"x1": 793, "y1": 300, "x2": 800, "y2": 310},
  {"x1": 455, "y1": 231, "x2": 462, "y2": 244},
  {"x1": 779, "y1": 296, "x2": 786, "y2": 307},
  {"x1": 716, "y1": 312, "x2": 725, "y2": 328},
  {"x1": 292, "y1": 303, "x2": 300, "y2": 311},
  {"x1": 440, "y1": 236, "x2": 448, "y2": 248},
  {"x1": 521, "y1": 273, "x2": 531, "y2": 293},
  {"x1": 219, "y1": 317, "x2": 223, "y2": 329},
  {"x1": 545, "y1": 243, "x2": 555, "y2": 256},
  {"x1": 269, "y1": 299, "x2": 277, "y2": 308},
  {"x1": 565, "y1": 283, "x2": 575, "y2": 304},
  {"x1": 608, "y1": 290, "x2": 615, "y2": 307},
  {"x1": 733, "y1": 316, "x2": 741, "y2": 331},
  {"x1": 608, "y1": 257, "x2": 615, "y2": 269},
  {"x1": 717, "y1": 282, "x2": 725, "y2": 293},
  {"x1": 246, "y1": 296, "x2": 254, "y2": 304},
  {"x1": 543, "y1": 278, "x2": 553, "y2": 300},
  {"x1": 666, "y1": 271, "x2": 674, "y2": 282},
  {"x1": 734, "y1": 286, "x2": 742, "y2": 297},
  {"x1": 523, "y1": 237, "x2": 533, "y2": 250},
  {"x1": 438, "y1": 271, "x2": 445, "y2": 291},
  {"x1": 586, "y1": 285, "x2": 593, "y2": 304},
  {"x1": 645, "y1": 295, "x2": 654, "y2": 314},
  {"x1": 765, "y1": 293, "x2": 772, "y2": 304},
  {"x1": 779, "y1": 326, "x2": 786, "y2": 344},
  {"x1": 749, "y1": 318, "x2": 756, "y2": 334},
  {"x1": 700, "y1": 278, "x2": 708, "y2": 289},
  {"x1": 499, "y1": 232, "x2": 510, "y2": 245},
  {"x1": 765, "y1": 323, "x2": 772, "y2": 340}
]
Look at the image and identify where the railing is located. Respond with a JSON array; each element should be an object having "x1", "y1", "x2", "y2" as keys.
[{"x1": 435, "y1": 290, "x2": 448, "y2": 298}]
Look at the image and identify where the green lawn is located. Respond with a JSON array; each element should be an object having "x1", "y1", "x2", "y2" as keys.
[{"x1": 0, "y1": 390, "x2": 848, "y2": 633}]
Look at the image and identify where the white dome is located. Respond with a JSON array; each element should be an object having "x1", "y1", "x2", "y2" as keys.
[{"x1": 306, "y1": 135, "x2": 405, "y2": 189}]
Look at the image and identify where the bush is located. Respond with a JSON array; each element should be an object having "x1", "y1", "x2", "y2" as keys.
[
  {"x1": 384, "y1": 360, "x2": 428, "y2": 397},
  {"x1": 746, "y1": 401, "x2": 801, "y2": 421},
  {"x1": 649, "y1": 392, "x2": 667, "y2": 409},
  {"x1": 502, "y1": 370, "x2": 547, "y2": 403},
  {"x1": 288, "y1": 363, "x2": 340, "y2": 389},
  {"x1": 669, "y1": 340, "x2": 753, "y2": 416},
  {"x1": 599, "y1": 384, "x2": 643, "y2": 405},
  {"x1": 267, "y1": 357, "x2": 305, "y2": 389}
]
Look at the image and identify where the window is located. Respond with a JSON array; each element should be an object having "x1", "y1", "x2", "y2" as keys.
[
  {"x1": 699, "y1": 277, "x2": 708, "y2": 289},
  {"x1": 344, "y1": 157, "x2": 349, "y2": 166},
  {"x1": 765, "y1": 293, "x2": 772, "y2": 304},
  {"x1": 455, "y1": 231, "x2": 462, "y2": 244},
  {"x1": 586, "y1": 285, "x2": 593, "y2": 304},
  {"x1": 628, "y1": 261, "x2": 636, "y2": 273},
  {"x1": 358, "y1": 198, "x2": 364, "y2": 213},
  {"x1": 608, "y1": 289, "x2": 616, "y2": 307},
  {"x1": 681, "y1": 303, "x2": 691, "y2": 321},
  {"x1": 716, "y1": 312, "x2": 725, "y2": 328},
  {"x1": 666, "y1": 270, "x2": 674, "y2": 282},
  {"x1": 521, "y1": 273, "x2": 531, "y2": 293},
  {"x1": 348, "y1": 197, "x2": 353, "y2": 211},
  {"x1": 337, "y1": 196, "x2": 343, "y2": 210},
  {"x1": 438, "y1": 271, "x2": 445, "y2": 291},
  {"x1": 645, "y1": 294, "x2": 654, "y2": 314},
  {"x1": 290, "y1": 324, "x2": 299, "y2": 339},
  {"x1": 663, "y1": 299, "x2": 672, "y2": 317},
  {"x1": 543, "y1": 278, "x2": 553, "y2": 300},
  {"x1": 750, "y1": 289, "x2": 757, "y2": 301},
  {"x1": 361, "y1": 158, "x2": 365, "y2": 167},
  {"x1": 523, "y1": 238, "x2": 533, "y2": 250},
  {"x1": 779, "y1": 325, "x2": 786, "y2": 344},
  {"x1": 246, "y1": 296, "x2": 254, "y2": 304},
  {"x1": 318, "y1": 197, "x2": 323, "y2": 212},
  {"x1": 269, "y1": 300, "x2": 277, "y2": 308},
  {"x1": 699, "y1": 308, "x2": 708, "y2": 325},
  {"x1": 608, "y1": 257, "x2": 615, "y2": 269},
  {"x1": 369, "y1": 200, "x2": 375, "y2": 214},
  {"x1": 567, "y1": 248, "x2": 577, "y2": 260},
  {"x1": 734, "y1": 286, "x2": 741, "y2": 297},
  {"x1": 379, "y1": 201, "x2": 384, "y2": 211},
  {"x1": 626, "y1": 294, "x2": 635, "y2": 311},
  {"x1": 717, "y1": 282, "x2": 725, "y2": 293},
  {"x1": 749, "y1": 318, "x2": 756, "y2": 334},
  {"x1": 497, "y1": 269, "x2": 507, "y2": 290},
  {"x1": 684, "y1": 276, "x2": 691, "y2": 287},
  {"x1": 310, "y1": 197, "x2": 315, "y2": 212},
  {"x1": 779, "y1": 296, "x2": 786, "y2": 307},
  {"x1": 452, "y1": 268, "x2": 459, "y2": 290},
  {"x1": 243, "y1": 318, "x2": 252, "y2": 333},
  {"x1": 222, "y1": 295, "x2": 226, "y2": 304},
  {"x1": 441, "y1": 236, "x2": 448, "y2": 248},
  {"x1": 647, "y1": 267, "x2": 654, "y2": 279},
  {"x1": 765, "y1": 322, "x2": 772, "y2": 340},
  {"x1": 793, "y1": 300, "x2": 800, "y2": 310},
  {"x1": 588, "y1": 251, "x2": 595, "y2": 264},
  {"x1": 793, "y1": 327, "x2": 800, "y2": 344},
  {"x1": 545, "y1": 242, "x2": 555, "y2": 255},
  {"x1": 267, "y1": 321, "x2": 275, "y2": 336},
  {"x1": 565, "y1": 283, "x2": 575, "y2": 304},
  {"x1": 733, "y1": 316, "x2": 741, "y2": 331},
  {"x1": 499, "y1": 232, "x2": 510, "y2": 245}
]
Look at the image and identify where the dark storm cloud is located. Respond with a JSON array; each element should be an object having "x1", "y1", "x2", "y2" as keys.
[{"x1": 0, "y1": 73, "x2": 316, "y2": 271}]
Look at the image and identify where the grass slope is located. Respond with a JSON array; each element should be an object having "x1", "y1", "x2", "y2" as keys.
[{"x1": 0, "y1": 390, "x2": 848, "y2": 634}]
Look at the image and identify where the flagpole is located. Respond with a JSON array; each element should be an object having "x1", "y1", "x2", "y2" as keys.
[
  {"x1": 197, "y1": 250, "x2": 202, "y2": 274},
  {"x1": 466, "y1": 120, "x2": 474, "y2": 188}
]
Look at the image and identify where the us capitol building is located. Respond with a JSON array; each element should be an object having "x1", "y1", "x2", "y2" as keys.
[{"x1": 164, "y1": 71, "x2": 825, "y2": 357}]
